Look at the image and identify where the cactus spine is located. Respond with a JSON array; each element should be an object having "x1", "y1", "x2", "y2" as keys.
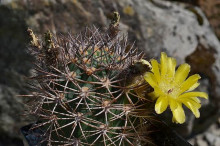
[{"x1": 25, "y1": 14, "x2": 153, "y2": 145}]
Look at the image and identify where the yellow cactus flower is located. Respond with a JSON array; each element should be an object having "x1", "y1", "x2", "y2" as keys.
[{"x1": 144, "y1": 52, "x2": 208, "y2": 124}]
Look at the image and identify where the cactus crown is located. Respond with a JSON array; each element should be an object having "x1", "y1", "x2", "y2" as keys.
[{"x1": 26, "y1": 18, "x2": 153, "y2": 145}]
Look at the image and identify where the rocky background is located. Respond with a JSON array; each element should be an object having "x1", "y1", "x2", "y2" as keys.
[{"x1": 0, "y1": 0, "x2": 219, "y2": 145}]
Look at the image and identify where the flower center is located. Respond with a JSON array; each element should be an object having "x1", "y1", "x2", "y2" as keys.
[
  {"x1": 167, "y1": 88, "x2": 173, "y2": 94},
  {"x1": 159, "y1": 80, "x2": 180, "y2": 98}
]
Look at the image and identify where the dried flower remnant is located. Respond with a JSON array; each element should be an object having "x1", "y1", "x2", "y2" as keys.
[{"x1": 144, "y1": 52, "x2": 208, "y2": 124}]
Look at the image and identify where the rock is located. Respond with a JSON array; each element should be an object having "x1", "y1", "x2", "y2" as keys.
[
  {"x1": 196, "y1": 0, "x2": 220, "y2": 39},
  {"x1": 188, "y1": 122, "x2": 220, "y2": 146},
  {"x1": 196, "y1": 138, "x2": 208, "y2": 146},
  {"x1": 205, "y1": 130, "x2": 220, "y2": 146},
  {"x1": 207, "y1": 123, "x2": 220, "y2": 137},
  {"x1": 214, "y1": 138, "x2": 220, "y2": 146},
  {"x1": 188, "y1": 138, "x2": 195, "y2": 145},
  {"x1": 0, "y1": 85, "x2": 25, "y2": 146},
  {"x1": 129, "y1": 0, "x2": 220, "y2": 136},
  {"x1": 0, "y1": 4, "x2": 32, "y2": 145},
  {"x1": 118, "y1": 0, "x2": 220, "y2": 139},
  {"x1": 193, "y1": 134, "x2": 207, "y2": 146},
  {"x1": 0, "y1": 0, "x2": 219, "y2": 145},
  {"x1": 205, "y1": 133, "x2": 216, "y2": 145},
  {"x1": 181, "y1": 0, "x2": 220, "y2": 40},
  {"x1": 165, "y1": 0, "x2": 220, "y2": 40}
]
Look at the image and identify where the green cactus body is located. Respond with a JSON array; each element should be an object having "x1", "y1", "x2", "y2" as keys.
[{"x1": 26, "y1": 27, "x2": 152, "y2": 145}]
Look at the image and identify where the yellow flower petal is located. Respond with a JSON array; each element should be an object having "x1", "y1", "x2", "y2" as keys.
[
  {"x1": 172, "y1": 103, "x2": 185, "y2": 124},
  {"x1": 172, "y1": 116, "x2": 178, "y2": 123},
  {"x1": 179, "y1": 92, "x2": 208, "y2": 99},
  {"x1": 155, "y1": 96, "x2": 168, "y2": 114},
  {"x1": 144, "y1": 52, "x2": 208, "y2": 124},
  {"x1": 160, "y1": 52, "x2": 168, "y2": 77},
  {"x1": 187, "y1": 82, "x2": 200, "y2": 92},
  {"x1": 169, "y1": 98, "x2": 178, "y2": 111},
  {"x1": 151, "y1": 59, "x2": 160, "y2": 82},
  {"x1": 144, "y1": 72, "x2": 158, "y2": 87},
  {"x1": 154, "y1": 86, "x2": 167, "y2": 97},
  {"x1": 180, "y1": 74, "x2": 201, "y2": 92},
  {"x1": 189, "y1": 97, "x2": 201, "y2": 103},
  {"x1": 179, "y1": 96, "x2": 201, "y2": 104},
  {"x1": 182, "y1": 100, "x2": 200, "y2": 118},
  {"x1": 175, "y1": 63, "x2": 190, "y2": 84},
  {"x1": 167, "y1": 57, "x2": 176, "y2": 78},
  {"x1": 180, "y1": 98, "x2": 201, "y2": 109}
]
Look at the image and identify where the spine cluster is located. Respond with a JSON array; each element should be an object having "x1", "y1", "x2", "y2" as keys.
[{"x1": 25, "y1": 13, "x2": 153, "y2": 145}]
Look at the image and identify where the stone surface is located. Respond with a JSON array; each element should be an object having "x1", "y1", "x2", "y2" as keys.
[
  {"x1": 167, "y1": 0, "x2": 220, "y2": 40},
  {"x1": 122, "y1": 0, "x2": 220, "y2": 137},
  {"x1": 0, "y1": 86, "x2": 25, "y2": 146},
  {"x1": 196, "y1": 137, "x2": 208, "y2": 146},
  {"x1": 0, "y1": 0, "x2": 219, "y2": 145},
  {"x1": 196, "y1": 0, "x2": 220, "y2": 40},
  {"x1": 188, "y1": 121, "x2": 220, "y2": 146},
  {"x1": 0, "y1": 4, "x2": 33, "y2": 145}
]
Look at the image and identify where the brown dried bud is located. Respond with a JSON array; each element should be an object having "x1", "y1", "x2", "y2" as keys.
[{"x1": 27, "y1": 28, "x2": 40, "y2": 49}]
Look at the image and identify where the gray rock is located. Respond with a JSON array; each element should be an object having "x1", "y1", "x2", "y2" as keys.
[
  {"x1": 188, "y1": 138, "x2": 195, "y2": 145},
  {"x1": 205, "y1": 132, "x2": 220, "y2": 146},
  {"x1": 205, "y1": 133, "x2": 216, "y2": 145},
  {"x1": 0, "y1": 4, "x2": 32, "y2": 145},
  {"x1": 0, "y1": 0, "x2": 219, "y2": 145},
  {"x1": 0, "y1": 85, "x2": 25, "y2": 146},
  {"x1": 196, "y1": 138, "x2": 208, "y2": 146},
  {"x1": 124, "y1": 0, "x2": 220, "y2": 136},
  {"x1": 214, "y1": 138, "x2": 220, "y2": 146},
  {"x1": 0, "y1": 86, "x2": 22, "y2": 136},
  {"x1": 0, "y1": 0, "x2": 15, "y2": 5},
  {"x1": 207, "y1": 123, "x2": 220, "y2": 137},
  {"x1": 188, "y1": 121, "x2": 220, "y2": 146}
]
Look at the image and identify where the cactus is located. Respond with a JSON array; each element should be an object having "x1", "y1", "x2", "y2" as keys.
[{"x1": 25, "y1": 16, "x2": 153, "y2": 145}]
